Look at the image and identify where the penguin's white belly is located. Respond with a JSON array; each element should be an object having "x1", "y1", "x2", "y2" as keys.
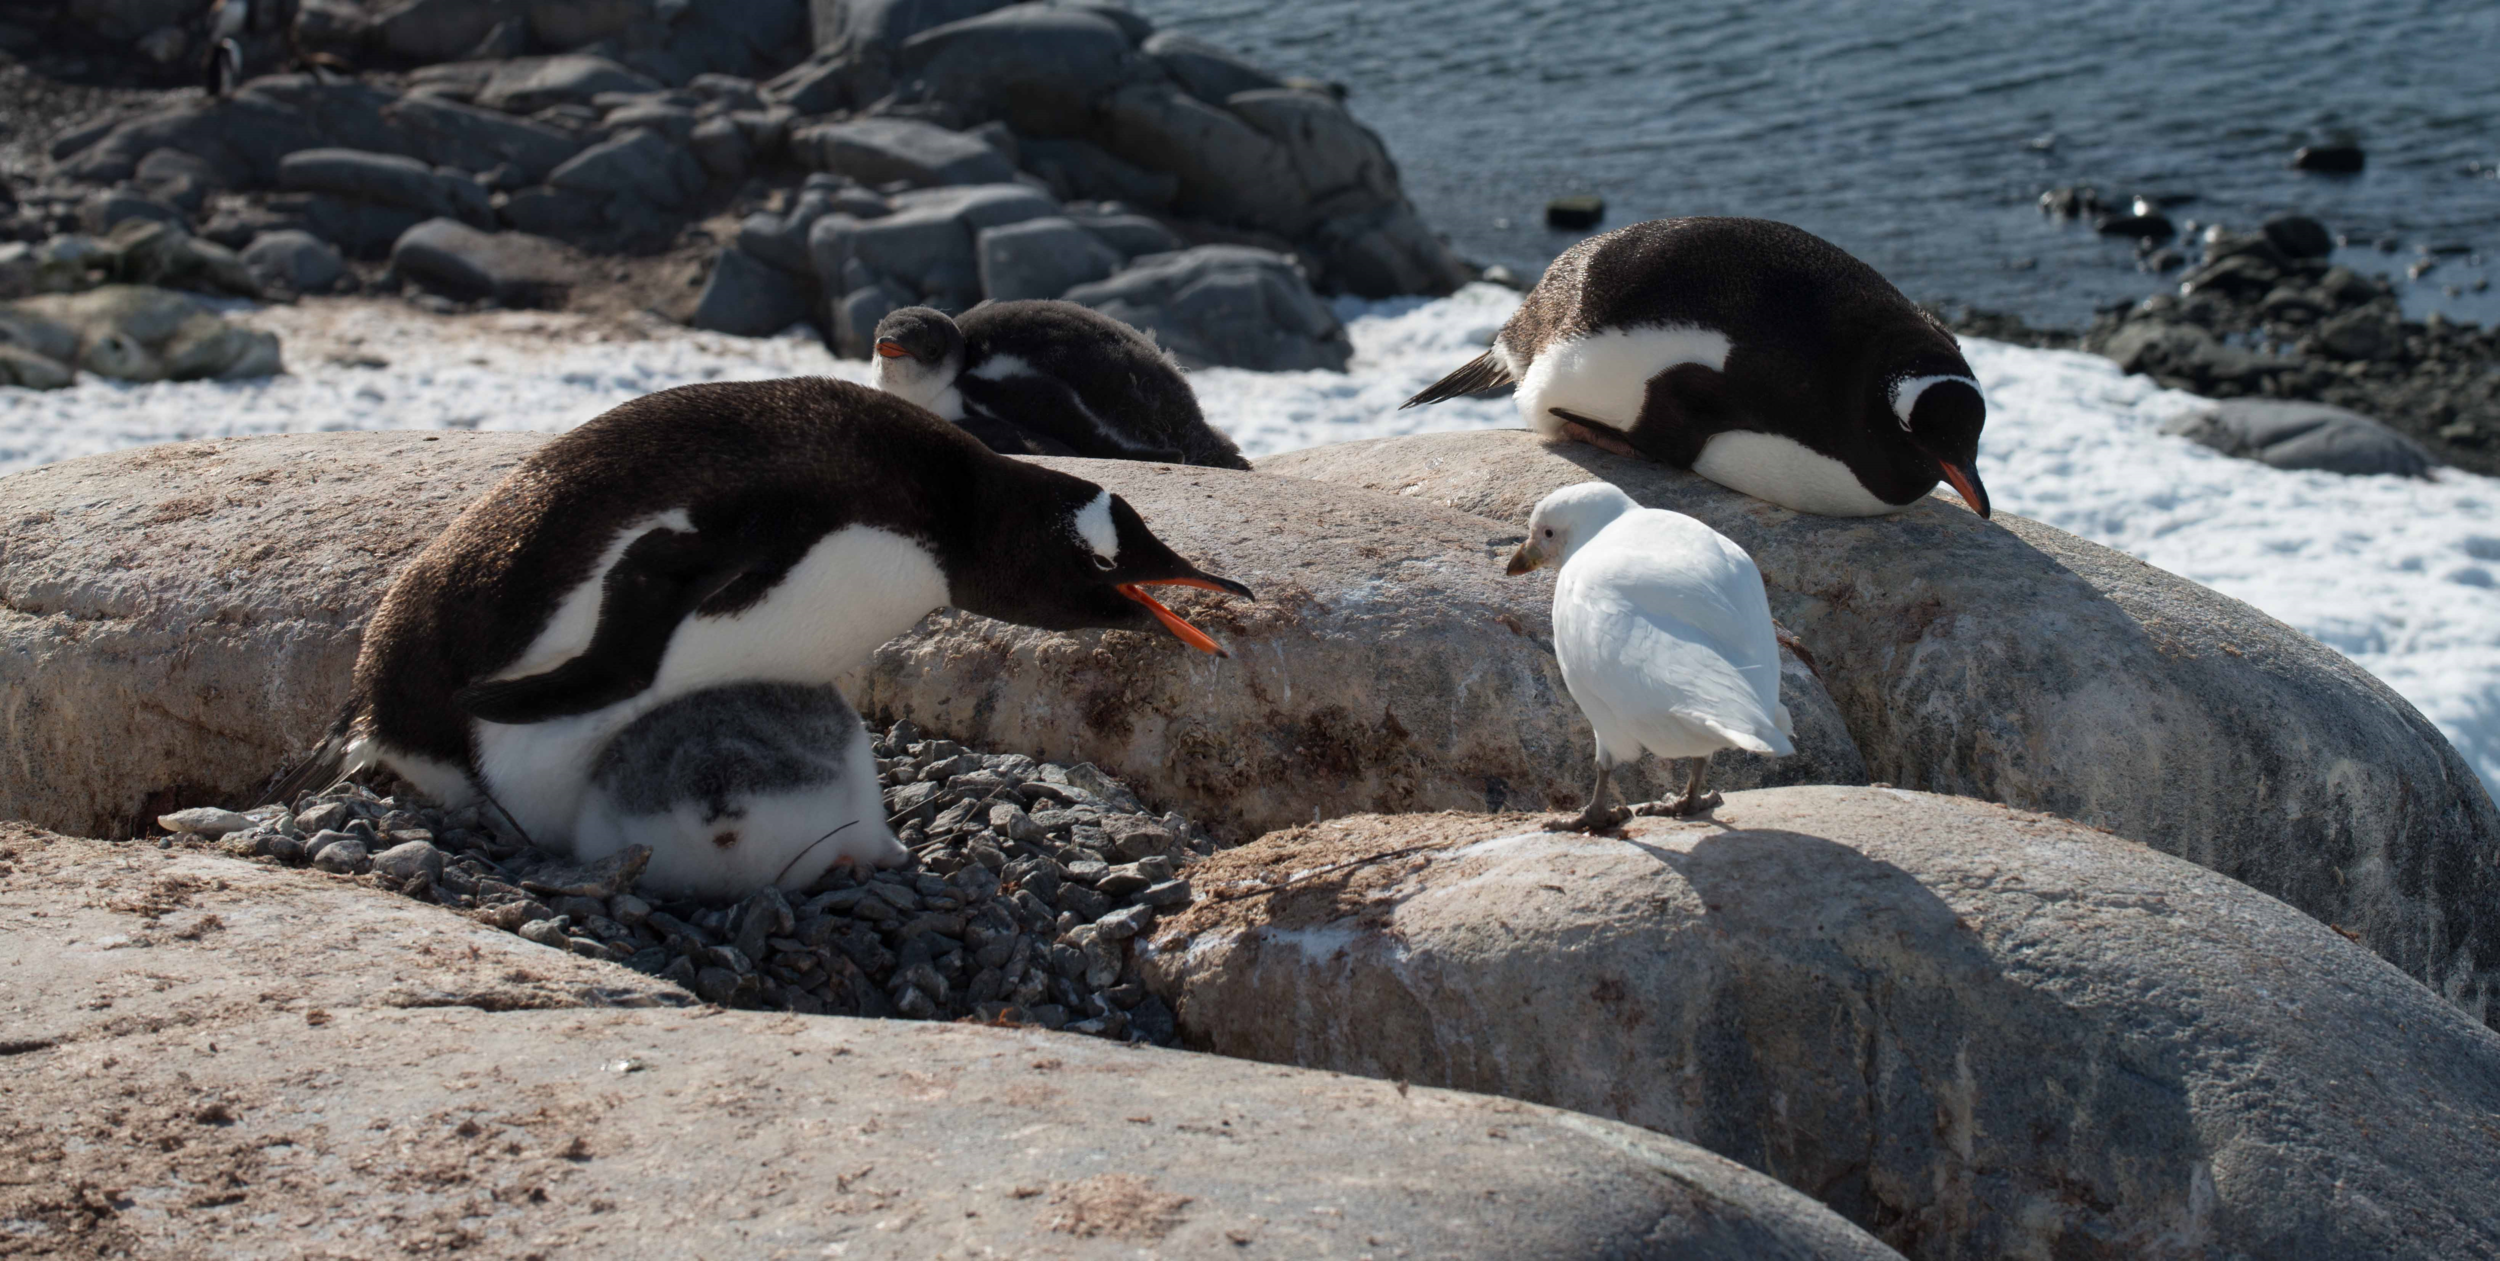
[
  {"x1": 1513, "y1": 324, "x2": 1733, "y2": 439},
  {"x1": 1691, "y1": 431, "x2": 1900, "y2": 517},
  {"x1": 466, "y1": 522, "x2": 947, "y2": 850}
]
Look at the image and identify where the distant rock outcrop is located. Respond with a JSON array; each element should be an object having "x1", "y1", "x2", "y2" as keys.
[{"x1": 33, "y1": 0, "x2": 1472, "y2": 371}]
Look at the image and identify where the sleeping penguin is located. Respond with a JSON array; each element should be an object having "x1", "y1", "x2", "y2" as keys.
[
  {"x1": 1404, "y1": 217, "x2": 1991, "y2": 519},
  {"x1": 870, "y1": 301, "x2": 1251, "y2": 470},
  {"x1": 573, "y1": 681, "x2": 900, "y2": 899},
  {"x1": 271, "y1": 377, "x2": 1251, "y2": 857}
]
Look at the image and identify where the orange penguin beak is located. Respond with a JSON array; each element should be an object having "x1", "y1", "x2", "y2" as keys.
[
  {"x1": 874, "y1": 340, "x2": 912, "y2": 359},
  {"x1": 1936, "y1": 459, "x2": 1991, "y2": 519},
  {"x1": 1115, "y1": 577, "x2": 1250, "y2": 658}
]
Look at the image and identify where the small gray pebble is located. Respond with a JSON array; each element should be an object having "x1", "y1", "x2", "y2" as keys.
[{"x1": 1137, "y1": 879, "x2": 1191, "y2": 909}]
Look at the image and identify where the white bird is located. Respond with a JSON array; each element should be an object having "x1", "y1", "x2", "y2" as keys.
[{"x1": 1507, "y1": 482, "x2": 1794, "y2": 829}]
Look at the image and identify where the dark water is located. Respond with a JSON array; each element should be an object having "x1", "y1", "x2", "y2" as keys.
[{"x1": 1132, "y1": 0, "x2": 2500, "y2": 328}]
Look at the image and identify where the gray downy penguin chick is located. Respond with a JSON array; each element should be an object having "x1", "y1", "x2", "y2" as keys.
[
  {"x1": 268, "y1": 377, "x2": 1252, "y2": 856},
  {"x1": 870, "y1": 302, "x2": 1250, "y2": 470},
  {"x1": 1406, "y1": 217, "x2": 1990, "y2": 519},
  {"x1": 573, "y1": 681, "x2": 900, "y2": 899}
]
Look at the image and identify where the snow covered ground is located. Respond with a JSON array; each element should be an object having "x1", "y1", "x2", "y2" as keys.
[{"x1": 5, "y1": 286, "x2": 2496, "y2": 798}]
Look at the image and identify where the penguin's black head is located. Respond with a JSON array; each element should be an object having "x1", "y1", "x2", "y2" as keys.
[
  {"x1": 1887, "y1": 374, "x2": 1991, "y2": 519},
  {"x1": 869, "y1": 307, "x2": 966, "y2": 411},
  {"x1": 951, "y1": 464, "x2": 1255, "y2": 656}
]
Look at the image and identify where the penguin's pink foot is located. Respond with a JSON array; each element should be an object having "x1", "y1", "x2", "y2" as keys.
[{"x1": 1561, "y1": 421, "x2": 1641, "y2": 459}]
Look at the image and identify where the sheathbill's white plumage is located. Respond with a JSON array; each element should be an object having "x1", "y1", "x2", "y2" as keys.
[{"x1": 1507, "y1": 481, "x2": 1793, "y2": 829}]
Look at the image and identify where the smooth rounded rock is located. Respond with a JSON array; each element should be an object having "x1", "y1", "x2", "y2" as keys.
[
  {"x1": 1144, "y1": 788, "x2": 2500, "y2": 1260},
  {"x1": 0, "y1": 434, "x2": 1863, "y2": 841},
  {"x1": 0, "y1": 432, "x2": 543, "y2": 838},
  {"x1": 839, "y1": 457, "x2": 1866, "y2": 837},
  {"x1": 1258, "y1": 428, "x2": 2500, "y2": 1025},
  {"x1": 2163, "y1": 398, "x2": 2437, "y2": 478},
  {"x1": 1061, "y1": 244, "x2": 1352, "y2": 371},
  {"x1": 1, "y1": 826, "x2": 1904, "y2": 1260}
]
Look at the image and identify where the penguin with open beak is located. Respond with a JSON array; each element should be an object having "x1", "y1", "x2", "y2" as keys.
[{"x1": 270, "y1": 376, "x2": 1251, "y2": 855}]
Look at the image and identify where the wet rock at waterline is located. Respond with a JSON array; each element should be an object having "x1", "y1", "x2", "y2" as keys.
[
  {"x1": 1144, "y1": 789, "x2": 2500, "y2": 1260},
  {"x1": 0, "y1": 432, "x2": 1865, "y2": 846},
  {"x1": 1, "y1": 824, "x2": 1902, "y2": 1258},
  {"x1": 1259, "y1": 428, "x2": 2500, "y2": 1027}
]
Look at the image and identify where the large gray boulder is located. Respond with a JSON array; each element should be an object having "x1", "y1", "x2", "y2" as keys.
[
  {"x1": 2163, "y1": 398, "x2": 2438, "y2": 478},
  {"x1": 475, "y1": 55, "x2": 664, "y2": 114},
  {"x1": 277, "y1": 148, "x2": 493, "y2": 227},
  {"x1": 240, "y1": 229, "x2": 346, "y2": 294},
  {"x1": 1, "y1": 827, "x2": 1900, "y2": 1259},
  {"x1": 0, "y1": 432, "x2": 539, "y2": 839},
  {"x1": 1144, "y1": 788, "x2": 2500, "y2": 1260},
  {"x1": 976, "y1": 215, "x2": 1120, "y2": 301},
  {"x1": 388, "y1": 219, "x2": 579, "y2": 307},
  {"x1": 55, "y1": 78, "x2": 409, "y2": 188},
  {"x1": 2, "y1": 285, "x2": 280, "y2": 383},
  {"x1": 810, "y1": 183, "x2": 1056, "y2": 300},
  {"x1": 1016, "y1": 134, "x2": 1178, "y2": 208},
  {"x1": 1259, "y1": 429, "x2": 2500, "y2": 1025},
  {"x1": 1062, "y1": 245, "x2": 1352, "y2": 372},
  {"x1": 1144, "y1": 29, "x2": 1283, "y2": 105},
  {"x1": 546, "y1": 128, "x2": 709, "y2": 208},
  {"x1": 382, "y1": 94, "x2": 585, "y2": 185},
  {"x1": 810, "y1": 0, "x2": 1016, "y2": 58},
  {"x1": 791, "y1": 116, "x2": 1017, "y2": 188},
  {"x1": 0, "y1": 434, "x2": 1863, "y2": 841},
  {"x1": 891, "y1": 6, "x2": 1146, "y2": 136},
  {"x1": 1094, "y1": 82, "x2": 1310, "y2": 233},
  {"x1": 687, "y1": 245, "x2": 813, "y2": 336},
  {"x1": 840, "y1": 456, "x2": 1865, "y2": 836}
]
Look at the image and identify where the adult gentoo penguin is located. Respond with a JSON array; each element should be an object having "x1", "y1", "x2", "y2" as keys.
[
  {"x1": 1405, "y1": 217, "x2": 1991, "y2": 518},
  {"x1": 574, "y1": 682, "x2": 900, "y2": 898},
  {"x1": 1508, "y1": 481, "x2": 1792, "y2": 830},
  {"x1": 273, "y1": 377, "x2": 1251, "y2": 854},
  {"x1": 871, "y1": 301, "x2": 1251, "y2": 470}
]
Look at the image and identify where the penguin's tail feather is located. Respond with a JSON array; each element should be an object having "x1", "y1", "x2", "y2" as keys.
[
  {"x1": 259, "y1": 693, "x2": 371, "y2": 808},
  {"x1": 1401, "y1": 352, "x2": 1517, "y2": 409}
]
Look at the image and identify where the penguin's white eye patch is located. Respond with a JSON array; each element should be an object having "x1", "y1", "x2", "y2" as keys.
[{"x1": 1072, "y1": 489, "x2": 1119, "y2": 567}]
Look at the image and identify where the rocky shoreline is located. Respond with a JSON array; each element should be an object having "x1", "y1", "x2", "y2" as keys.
[
  {"x1": 1942, "y1": 210, "x2": 2500, "y2": 477},
  {"x1": 0, "y1": 0, "x2": 1470, "y2": 388}
]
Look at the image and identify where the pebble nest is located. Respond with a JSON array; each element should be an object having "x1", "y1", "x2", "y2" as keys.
[{"x1": 190, "y1": 721, "x2": 1210, "y2": 1044}]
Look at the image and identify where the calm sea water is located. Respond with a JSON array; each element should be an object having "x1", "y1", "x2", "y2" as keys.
[{"x1": 1132, "y1": 0, "x2": 2500, "y2": 327}]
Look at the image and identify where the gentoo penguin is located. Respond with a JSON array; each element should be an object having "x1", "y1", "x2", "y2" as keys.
[
  {"x1": 574, "y1": 682, "x2": 901, "y2": 898},
  {"x1": 202, "y1": 0, "x2": 248, "y2": 95},
  {"x1": 870, "y1": 302, "x2": 1251, "y2": 470},
  {"x1": 1405, "y1": 217, "x2": 1991, "y2": 519},
  {"x1": 272, "y1": 377, "x2": 1250, "y2": 855},
  {"x1": 1507, "y1": 481, "x2": 1792, "y2": 830}
]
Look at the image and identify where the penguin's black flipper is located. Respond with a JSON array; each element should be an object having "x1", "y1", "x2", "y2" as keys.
[
  {"x1": 953, "y1": 404, "x2": 1085, "y2": 459},
  {"x1": 1401, "y1": 352, "x2": 1517, "y2": 409},
  {"x1": 958, "y1": 375, "x2": 1171, "y2": 463},
  {"x1": 455, "y1": 529, "x2": 753, "y2": 725}
]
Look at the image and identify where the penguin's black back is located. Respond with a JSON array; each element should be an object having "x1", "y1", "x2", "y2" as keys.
[
  {"x1": 956, "y1": 300, "x2": 1250, "y2": 470},
  {"x1": 1512, "y1": 217, "x2": 1956, "y2": 370},
  {"x1": 358, "y1": 378, "x2": 1027, "y2": 769}
]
